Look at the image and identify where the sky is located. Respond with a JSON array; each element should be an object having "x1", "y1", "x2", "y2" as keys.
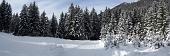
[{"x1": 0, "y1": 0, "x2": 138, "y2": 19}]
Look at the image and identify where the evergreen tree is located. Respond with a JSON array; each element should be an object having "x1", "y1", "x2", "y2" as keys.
[
  {"x1": 59, "y1": 12, "x2": 66, "y2": 38},
  {"x1": 63, "y1": 13, "x2": 68, "y2": 38},
  {"x1": 40, "y1": 11, "x2": 51, "y2": 36},
  {"x1": 89, "y1": 8, "x2": 100, "y2": 40},
  {"x1": 79, "y1": 12, "x2": 87, "y2": 40},
  {"x1": 68, "y1": 8, "x2": 83, "y2": 40},
  {"x1": 65, "y1": 3, "x2": 75, "y2": 39},
  {"x1": 13, "y1": 4, "x2": 29, "y2": 36},
  {"x1": 50, "y1": 14, "x2": 59, "y2": 37},
  {"x1": 83, "y1": 8, "x2": 91, "y2": 40},
  {"x1": 28, "y1": 2, "x2": 41, "y2": 36},
  {"x1": 0, "y1": 0, "x2": 12, "y2": 32}
]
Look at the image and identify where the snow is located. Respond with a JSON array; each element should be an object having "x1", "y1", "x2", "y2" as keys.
[{"x1": 0, "y1": 32, "x2": 170, "y2": 56}]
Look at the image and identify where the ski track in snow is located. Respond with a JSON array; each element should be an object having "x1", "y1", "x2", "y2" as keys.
[{"x1": 0, "y1": 32, "x2": 170, "y2": 56}]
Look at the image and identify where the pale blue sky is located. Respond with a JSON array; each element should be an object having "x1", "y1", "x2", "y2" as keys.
[{"x1": 0, "y1": 0, "x2": 138, "y2": 19}]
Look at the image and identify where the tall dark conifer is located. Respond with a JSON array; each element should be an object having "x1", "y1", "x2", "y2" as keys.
[
  {"x1": 28, "y1": 2, "x2": 41, "y2": 36},
  {"x1": 40, "y1": 11, "x2": 51, "y2": 36},
  {"x1": 83, "y1": 8, "x2": 91, "y2": 40},
  {"x1": 59, "y1": 12, "x2": 66, "y2": 38},
  {"x1": 65, "y1": 3, "x2": 75, "y2": 39},
  {"x1": 51, "y1": 14, "x2": 59, "y2": 37},
  {"x1": 90, "y1": 8, "x2": 100, "y2": 40},
  {"x1": 14, "y1": 4, "x2": 29, "y2": 36},
  {"x1": 0, "y1": 0, "x2": 12, "y2": 32}
]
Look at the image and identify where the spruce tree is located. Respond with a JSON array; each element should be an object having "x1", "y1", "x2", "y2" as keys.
[
  {"x1": 75, "y1": 9, "x2": 87, "y2": 40},
  {"x1": 102, "y1": 7, "x2": 111, "y2": 25},
  {"x1": 13, "y1": 4, "x2": 29, "y2": 36},
  {"x1": 89, "y1": 8, "x2": 100, "y2": 40},
  {"x1": 40, "y1": 11, "x2": 51, "y2": 36},
  {"x1": 0, "y1": 0, "x2": 12, "y2": 32},
  {"x1": 65, "y1": 3, "x2": 75, "y2": 39},
  {"x1": 63, "y1": 13, "x2": 68, "y2": 38},
  {"x1": 69, "y1": 8, "x2": 82, "y2": 40},
  {"x1": 50, "y1": 14, "x2": 59, "y2": 37},
  {"x1": 28, "y1": 2, "x2": 41, "y2": 36},
  {"x1": 83, "y1": 8, "x2": 91, "y2": 40},
  {"x1": 59, "y1": 12, "x2": 66, "y2": 38}
]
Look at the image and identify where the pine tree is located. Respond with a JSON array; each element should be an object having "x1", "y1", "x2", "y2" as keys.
[
  {"x1": 28, "y1": 2, "x2": 41, "y2": 36},
  {"x1": 79, "y1": 13, "x2": 87, "y2": 40},
  {"x1": 5, "y1": 3, "x2": 12, "y2": 32},
  {"x1": 89, "y1": 8, "x2": 100, "y2": 40},
  {"x1": 63, "y1": 13, "x2": 68, "y2": 38},
  {"x1": 65, "y1": 3, "x2": 75, "y2": 39},
  {"x1": 0, "y1": 0, "x2": 12, "y2": 32},
  {"x1": 50, "y1": 14, "x2": 59, "y2": 37},
  {"x1": 69, "y1": 9, "x2": 82, "y2": 40},
  {"x1": 40, "y1": 11, "x2": 51, "y2": 36},
  {"x1": 59, "y1": 12, "x2": 66, "y2": 38},
  {"x1": 83, "y1": 8, "x2": 91, "y2": 40},
  {"x1": 74, "y1": 9, "x2": 82, "y2": 39},
  {"x1": 76, "y1": 9, "x2": 87, "y2": 40},
  {"x1": 13, "y1": 4, "x2": 29, "y2": 36}
]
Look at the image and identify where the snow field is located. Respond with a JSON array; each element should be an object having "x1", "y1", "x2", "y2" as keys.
[{"x1": 0, "y1": 32, "x2": 170, "y2": 56}]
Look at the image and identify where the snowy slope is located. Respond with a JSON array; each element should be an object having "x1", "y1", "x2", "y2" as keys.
[{"x1": 0, "y1": 32, "x2": 170, "y2": 56}]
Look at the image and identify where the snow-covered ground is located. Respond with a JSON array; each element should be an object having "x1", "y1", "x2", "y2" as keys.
[{"x1": 0, "y1": 32, "x2": 170, "y2": 56}]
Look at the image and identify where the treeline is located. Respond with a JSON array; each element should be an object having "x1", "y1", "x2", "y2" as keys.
[
  {"x1": 0, "y1": 0, "x2": 61, "y2": 38},
  {"x1": 0, "y1": 0, "x2": 170, "y2": 42},
  {"x1": 0, "y1": 0, "x2": 102, "y2": 40},
  {"x1": 12, "y1": 2, "x2": 57, "y2": 37}
]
